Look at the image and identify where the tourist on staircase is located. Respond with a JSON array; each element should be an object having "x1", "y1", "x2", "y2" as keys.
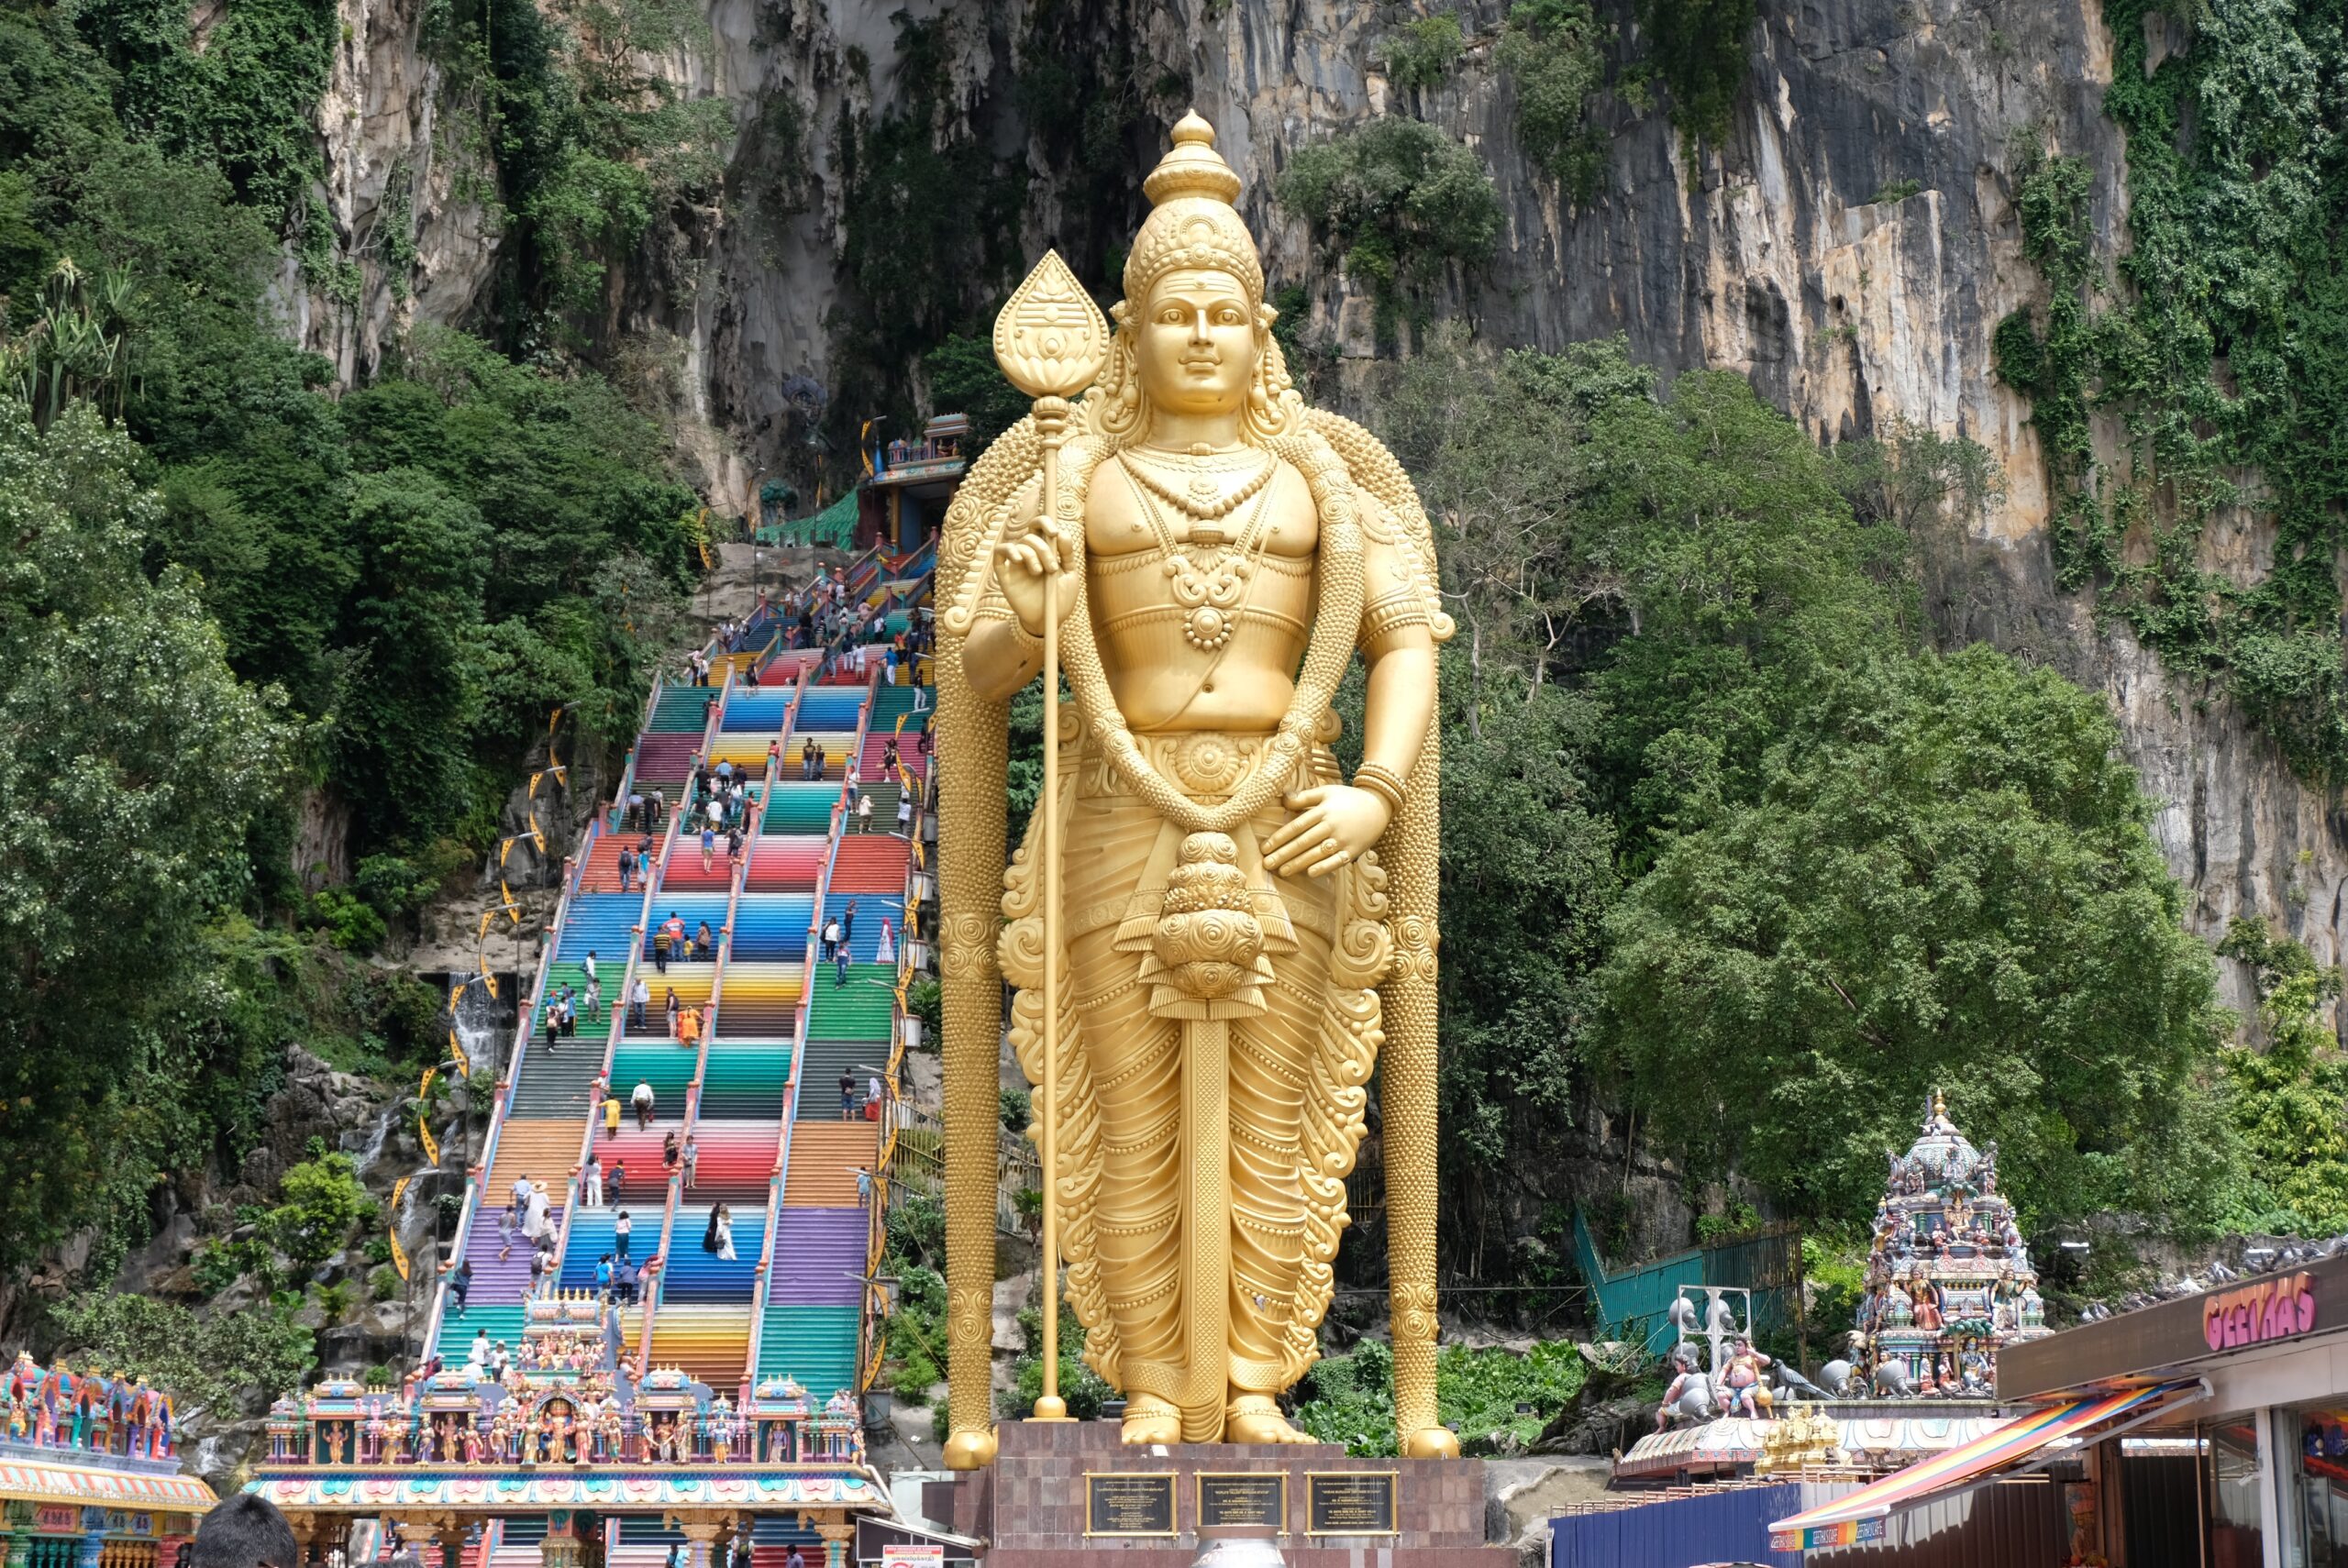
[
  {"x1": 876, "y1": 918, "x2": 896, "y2": 965},
  {"x1": 663, "y1": 1131, "x2": 679, "y2": 1177},
  {"x1": 582, "y1": 1154, "x2": 604, "y2": 1207},
  {"x1": 633, "y1": 1078, "x2": 656, "y2": 1129},
  {"x1": 629, "y1": 977, "x2": 648, "y2": 1031},
  {"x1": 681, "y1": 1134, "x2": 698, "y2": 1192},
  {"x1": 856, "y1": 792, "x2": 873, "y2": 833},
  {"x1": 694, "y1": 919, "x2": 714, "y2": 961},
  {"x1": 582, "y1": 951, "x2": 601, "y2": 1020},
  {"x1": 604, "y1": 1088, "x2": 622, "y2": 1139},
  {"x1": 605, "y1": 1160, "x2": 626, "y2": 1205},
  {"x1": 615, "y1": 1209, "x2": 634, "y2": 1261}
]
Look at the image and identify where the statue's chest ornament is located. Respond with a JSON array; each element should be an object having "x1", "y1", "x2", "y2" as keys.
[{"x1": 1120, "y1": 447, "x2": 1280, "y2": 652}]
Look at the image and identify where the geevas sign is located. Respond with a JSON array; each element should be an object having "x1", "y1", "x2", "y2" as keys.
[{"x1": 2204, "y1": 1272, "x2": 2316, "y2": 1353}]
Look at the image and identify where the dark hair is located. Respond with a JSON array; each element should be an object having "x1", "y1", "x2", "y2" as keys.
[{"x1": 187, "y1": 1494, "x2": 300, "y2": 1568}]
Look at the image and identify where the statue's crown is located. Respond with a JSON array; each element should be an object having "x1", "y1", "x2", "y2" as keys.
[{"x1": 1124, "y1": 111, "x2": 1263, "y2": 307}]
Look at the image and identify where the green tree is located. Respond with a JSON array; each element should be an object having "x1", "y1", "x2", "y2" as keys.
[
  {"x1": 1380, "y1": 12, "x2": 1466, "y2": 93},
  {"x1": 1497, "y1": 0, "x2": 1609, "y2": 199},
  {"x1": 268, "y1": 1149, "x2": 369, "y2": 1273},
  {"x1": 0, "y1": 400, "x2": 291, "y2": 1266},
  {"x1": 49, "y1": 1290, "x2": 316, "y2": 1415},
  {"x1": 1276, "y1": 118, "x2": 1501, "y2": 319},
  {"x1": 1597, "y1": 646, "x2": 2236, "y2": 1224}
]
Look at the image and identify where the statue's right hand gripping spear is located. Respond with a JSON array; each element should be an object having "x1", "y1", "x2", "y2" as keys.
[{"x1": 984, "y1": 251, "x2": 1109, "y2": 1420}]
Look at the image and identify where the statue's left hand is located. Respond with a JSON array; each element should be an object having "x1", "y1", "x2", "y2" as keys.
[{"x1": 1265, "y1": 786, "x2": 1390, "y2": 878}]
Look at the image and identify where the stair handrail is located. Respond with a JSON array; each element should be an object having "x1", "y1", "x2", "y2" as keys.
[
  {"x1": 545, "y1": 801, "x2": 666, "y2": 1294},
  {"x1": 734, "y1": 670, "x2": 808, "y2": 1389},
  {"x1": 631, "y1": 665, "x2": 733, "y2": 1371},
  {"x1": 422, "y1": 872, "x2": 562, "y2": 1358}
]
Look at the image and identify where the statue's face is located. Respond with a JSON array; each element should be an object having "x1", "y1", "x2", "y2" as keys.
[{"x1": 1135, "y1": 267, "x2": 1258, "y2": 420}]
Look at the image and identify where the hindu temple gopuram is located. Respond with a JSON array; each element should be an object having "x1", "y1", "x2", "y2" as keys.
[
  {"x1": 1854, "y1": 1088, "x2": 2052, "y2": 1398},
  {"x1": 1608, "y1": 1090, "x2": 2050, "y2": 1488},
  {"x1": 0, "y1": 1355, "x2": 214, "y2": 1568}
]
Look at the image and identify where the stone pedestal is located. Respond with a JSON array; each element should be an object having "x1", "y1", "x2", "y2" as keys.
[{"x1": 923, "y1": 1420, "x2": 1514, "y2": 1565}]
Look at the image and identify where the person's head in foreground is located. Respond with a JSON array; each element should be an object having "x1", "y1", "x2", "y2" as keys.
[{"x1": 188, "y1": 1495, "x2": 299, "y2": 1568}]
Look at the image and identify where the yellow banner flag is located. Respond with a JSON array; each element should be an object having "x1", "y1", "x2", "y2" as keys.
[{"x1": 389, "y1": 1177, "x2": 412, "y2": 1281}]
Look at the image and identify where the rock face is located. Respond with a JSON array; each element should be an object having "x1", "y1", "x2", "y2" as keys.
[{"x1": 295, "y1": 0, "x2": 2331, "y2": 1010}]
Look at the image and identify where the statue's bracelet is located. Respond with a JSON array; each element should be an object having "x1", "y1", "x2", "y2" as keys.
[{"x1": 1351, "y1": 761, "x2": 1407, "y2": 816}]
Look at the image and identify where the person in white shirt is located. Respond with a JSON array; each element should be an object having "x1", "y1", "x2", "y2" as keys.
[
  {"x1": 470, "y1": 1331, "x2": 492, "y2": 1370},
  {"x1": 582, "y1": 1154, "x2": 604, "y2": 1207}
]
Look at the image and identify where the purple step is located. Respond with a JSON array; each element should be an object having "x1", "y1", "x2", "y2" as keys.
[
  {"x1": 464, "y1": 1207, "x2": 568, "y2": 1304},
  {"x1": 768, "y1": 1209, "x2": 867, "y2": 1305}
]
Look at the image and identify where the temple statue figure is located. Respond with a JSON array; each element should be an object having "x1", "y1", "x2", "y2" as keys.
[{"x1": 936, "y1": 113, "x2": 1454, "y2": 1458}]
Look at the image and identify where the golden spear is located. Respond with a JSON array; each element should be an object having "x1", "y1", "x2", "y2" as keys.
[{"x1": 988, "y1": 251, "x2": 1109, "y2": 1420}]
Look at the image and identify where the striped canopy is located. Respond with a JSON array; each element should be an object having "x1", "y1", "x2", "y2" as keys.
[{"x1": 1768, "y1": 1380, "x2": 2206, "y2": 1551}]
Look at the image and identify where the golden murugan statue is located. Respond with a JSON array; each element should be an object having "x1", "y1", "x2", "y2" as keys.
[{"x1": 934, "y1": 112, "x2": 1456, "y2": 1459}]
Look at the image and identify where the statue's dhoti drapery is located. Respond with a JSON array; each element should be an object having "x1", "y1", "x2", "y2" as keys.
[{"x1": 1000, "y1": 726, "x2": 1389, "y2": 1441}]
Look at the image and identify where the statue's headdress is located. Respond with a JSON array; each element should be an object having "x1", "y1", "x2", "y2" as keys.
[
  {"x1": 1123, "y1": 112, "x2": 1263, "y2": 307},
  {"x1": 1097, "y1": 110, "x2": 1294, "y2": 441}
]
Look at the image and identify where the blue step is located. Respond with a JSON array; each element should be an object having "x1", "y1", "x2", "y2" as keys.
[
  {"x1": 792, "y1": 690, "x2": 865, "y2": 730},
  {"x1": 721, "y1": 691, "x2": 794, "y2": 733},
  {"x1": 660, "y1": 1208, "x2": 768, "y2": 1301},
  {"x1": 642, "y1": 896, "x2": 730, "y2": 959},
  {"x1": 731, "y1": 896, "x2": 816, "y2": 960}
]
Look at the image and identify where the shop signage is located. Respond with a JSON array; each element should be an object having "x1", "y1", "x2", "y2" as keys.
[
  {"x1": 879, "y1": 1550, "x2": 942, "y2": 1568},
  {"x1": 1083, "y1": 1473, "x2": 1176, "y2": 1537},
  {"x1": 1197, "y1": 1473, "x2": 1285, "y2": 1530},
  {"x1": 2203, "y1": 1272, "x2": 2317, "y2": 1352}
]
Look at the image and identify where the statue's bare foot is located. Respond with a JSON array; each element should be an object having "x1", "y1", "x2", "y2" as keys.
[
  {"x1": 1120, "y1": 1395, "x2": 1181, "y2": 1445},
  {"x1": 1224, "y1": 1395, "x2": 1312, "y2": 1444},
  {"x1": 1399, "y1": 1425, "x2": 1461, "y2": 1459}
]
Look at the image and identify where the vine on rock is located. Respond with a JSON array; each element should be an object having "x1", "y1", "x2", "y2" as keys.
[{"x1": 1994, "y1": 0, "x2": 2348, "y2": 778}]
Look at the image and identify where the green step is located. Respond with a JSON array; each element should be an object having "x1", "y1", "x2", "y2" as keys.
[
  {"x1": 649, "y1": 687, "x2": 715, "y2": 733},
  {"x1": 703, "y1": 1046, "x2": 792, "y2": 1095},
  {"x1": 757, "y1": 1306, "x2": 859, "y2": 1394},
  {"x1": 440, "y1": 1301, "x2": 527, "y2": 1345},
  {"x1": 805, "y1": 966, "x2": 895, "y2": 1036},
  {"x1": 609, "y1": 1043, "x2": 696, "y2": 1102},
  {"x1": 762, "y1": 787, "x2": 839, "y2": 834}
]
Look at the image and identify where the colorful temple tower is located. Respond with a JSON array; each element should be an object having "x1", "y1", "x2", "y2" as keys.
[{"x1": 1856, "y1": 1089, "x2": 2051, "y2": 1397}]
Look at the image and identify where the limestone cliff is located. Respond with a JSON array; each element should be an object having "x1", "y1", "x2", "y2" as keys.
[{"x1": 296, "y1": 0, "x2": 2331, "y2": 1013}]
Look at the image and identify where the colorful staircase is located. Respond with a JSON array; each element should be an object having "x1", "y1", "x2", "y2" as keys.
[{"x1": 426, "y1": 572, "x2": 925, "y2": 1430}]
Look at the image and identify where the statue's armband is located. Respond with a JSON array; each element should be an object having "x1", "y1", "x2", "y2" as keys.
[{"x1": 1355, "y1": 506, "x2": 1435, "y2": 659}]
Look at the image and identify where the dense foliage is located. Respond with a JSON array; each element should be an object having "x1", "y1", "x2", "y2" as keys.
[
  {"x1": 1292, "y1": 1336, "x2": 1590, "y2": 1457},
  {"x1": 0, "y1": 0, "x2": 700, "y2": 1275},
  {"x1": 1496, "y1": 0, "x2": 1610, "y2": 199},
  {"x1": 1360, "y1": 334, "x2": 2246, "y2": 1281},
  {"x1": 2215, "y1": 919, "x2": 2348, "y2": 1236},
  {"x1": 1599, "y1": 646, "x2": 2234, "y2": 1224},
  {"x1": 1994, "y1": 0, "x2": 2348, "y2": 779},
  {"x1": 0, "y1": 403, "x2": 289, "y2": 1268},
  {"x1": 1379, "y1": 12, "x2": 1467, "y2": 94},
  {"x1": 1277, "y1": 118, "x2": 1502, "y2": 330}
]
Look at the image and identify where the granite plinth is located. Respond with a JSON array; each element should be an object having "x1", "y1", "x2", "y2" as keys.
[{"x1": 924, "y1": 1419, "x2": 1514, "y2": 1564}]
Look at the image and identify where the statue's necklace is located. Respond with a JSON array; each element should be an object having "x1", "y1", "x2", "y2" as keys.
[
  {"x1": 1121, "y1": 444, "x2": 1279, "y2": 521},
  {"x1": 1119, "y1": 449, "x2": 1279, "y2": 652}
]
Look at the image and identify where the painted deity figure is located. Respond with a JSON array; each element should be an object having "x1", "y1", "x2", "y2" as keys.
[
  {"x1": 1912, "y1": 1286, "x2": 1945, "y2": 1333},
  {"x1": 947, "y1": 112, "x2": 1451, "y2": 1456},
  {"x1": 1720, "y1": 1338, "x2": 1775, "y2": 1420}
]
